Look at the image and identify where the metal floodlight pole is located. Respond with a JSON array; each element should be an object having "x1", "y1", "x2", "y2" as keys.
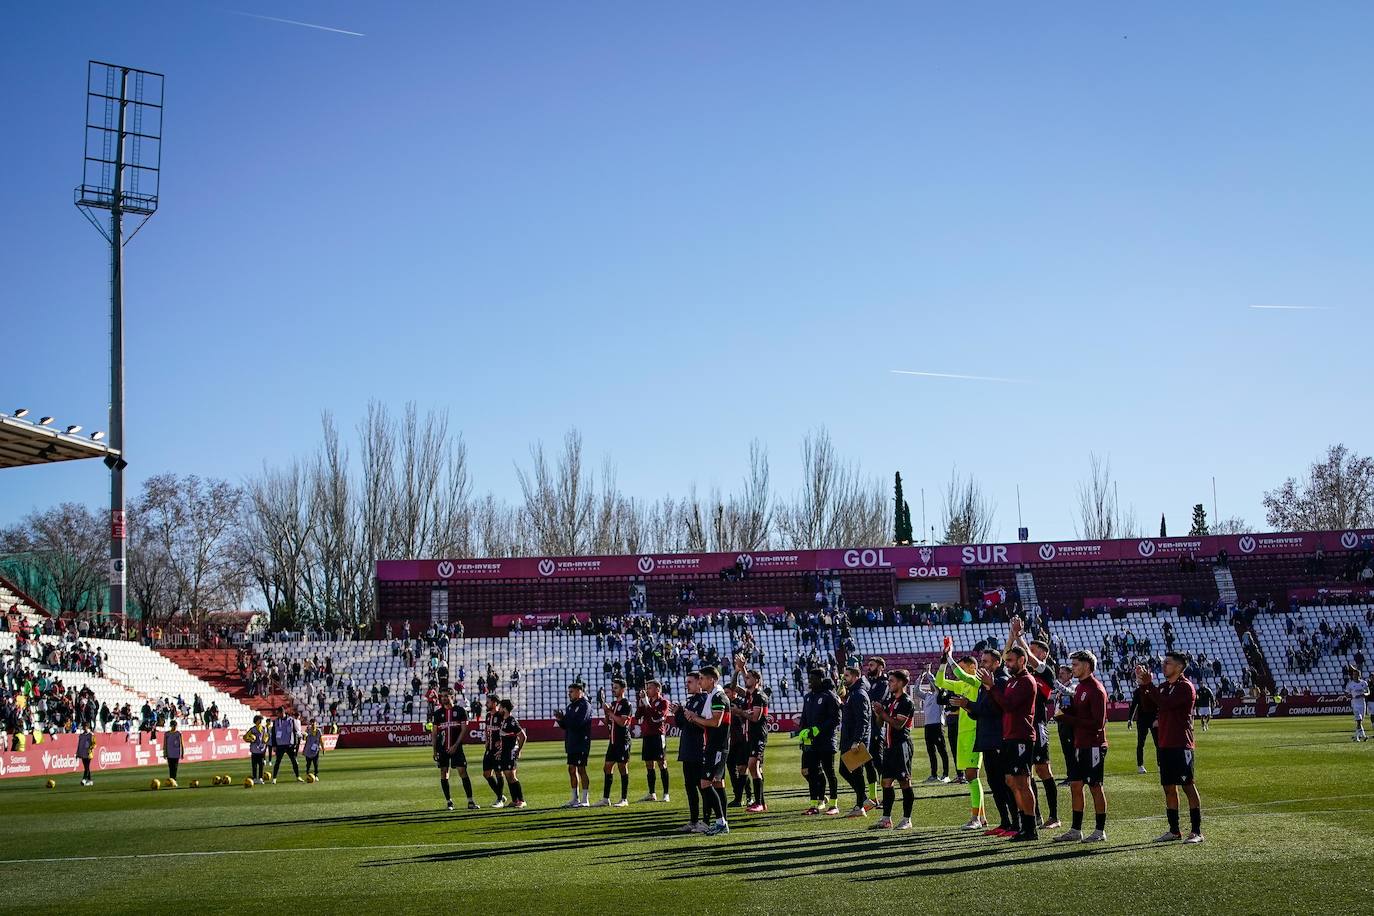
[
  {"x1": 75, "y1": 61, "x2": 164, "y2": 625},
  {"x1": 109, "y1": 67, "x2": 127, "y2": 625}
]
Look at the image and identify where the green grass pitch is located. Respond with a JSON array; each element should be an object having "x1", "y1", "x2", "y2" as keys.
[{"x1": 1, "y1": 717, "x2": 1369, "y2": 915}]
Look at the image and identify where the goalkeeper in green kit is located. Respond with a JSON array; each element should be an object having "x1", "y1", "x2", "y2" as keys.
[{"x1": 936, "y1": 639, "x2": 986, "y2": 830}]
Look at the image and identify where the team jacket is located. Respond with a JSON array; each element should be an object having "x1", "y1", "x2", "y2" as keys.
[
  {"x1": 557, "y1": 697, "x2": 592, "y2": 751},
  {"x1": 992, "y1": 670, "x2": 1037, "y2": 741},
  {"x1": 1127, "y1": 691, "x2": 1158, "y2": 728},
  {"x1": 674, "y1": 693, "x2": 706, "y2": 764},
  {"x1": 800, "y1": 688, "x2": 840, "y2": 751},
  {"x1": 966, "y1": 667, "x2": 1010, "y2": 753},
  {"x1": 839, "y1": 684, "x2": 872, "y2": 749},
  {"x1": 864, "y1": 676, "x2": 889, "y2": 744},
  {"x1": 1056, "y1": 675, "x2": 1108, "y2": 749},
  {"x1": 1139, "y1": 678, "x2": 1195, "y2": 749}
]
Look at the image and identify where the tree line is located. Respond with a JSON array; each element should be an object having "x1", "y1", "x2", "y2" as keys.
[{"x1": 2, "y1": 402, "x2": 1370, "y2": 632}]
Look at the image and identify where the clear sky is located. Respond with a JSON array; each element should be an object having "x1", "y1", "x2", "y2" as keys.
[{"x1": 2, "y1": 2, "x2": 1370, "y2": 543}]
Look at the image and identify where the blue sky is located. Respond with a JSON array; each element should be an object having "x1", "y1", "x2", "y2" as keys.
[{"x1": 2, "y1": 1, "x2": 1370, "y2": 542}]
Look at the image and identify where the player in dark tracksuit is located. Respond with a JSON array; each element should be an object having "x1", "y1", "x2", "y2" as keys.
[
  {"x1": 961, "y1": 650, "x2": 1014, "y2": 835},
  {"x1": 673, "y1": 671, "x2": 708, "y2": 832},
  {"x1": 554, "y1": 684, "x2": 593, "y2": 807},
  {"x1": 799, "y1": 670, "x2": 841, "y2": 815},
  {"x1": 838, "y1": 665, "x2": 873, "y2": 814},
  {"x1": 862, "y1": 658, "x2": 889, "y2": 800},
  {"x1": 1128, "y1": 688, "x2": 1159, "y2": 773}
]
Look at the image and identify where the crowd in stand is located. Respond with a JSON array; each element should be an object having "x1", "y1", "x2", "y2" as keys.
[
  {"x1": 1, "y1": 632, "x2": 228, "y2": 749},
  {"x1": 1282, "y1": 614, "x2": 1366, "y2": 675}
]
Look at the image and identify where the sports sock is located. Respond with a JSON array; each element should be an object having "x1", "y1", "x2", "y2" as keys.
[
  {"x1": 647, "y1": 769, "x2": 657, "y2": 794},
  {"x1": 620, "y1": 771, "x2": 629, "y2": 801},
  {"x1": 969, "y1": 777, "x2": 984, "y2": 814},
  {"x1": 660, "y1": 767, "x2": 670, "y2": 794},
  {"x1": 882, "y1": 786, "x2": 895, "y2": 818},
  {"x1": 753, "y1": 776, "x2": 764, "y2": 806},
  {"x1": 1095, "y1": 811, "x2": 1107, "y2": 832},
  {"x1": 440, "y1": 777, "x2": 451, "y2": 802},
  {"x1": 715, "y1": 786, "x2": 729, "y2": 821},
  {"x1": 729, "y1": 770, "x2": 744, "y2": 804},
  {"x1": 603, "y1": 773, "x2": 613, "y2": 800},
  {"x1": 1008, "y1": 806, "x2": 1021, "y2": 834},
  {"x1": 867, "y1": 780, "x2": 877, "y2": 800},
  {"x1": 580, "y1": 787, "x2": 589, "y2": 803},
  {"x1": 1041, "y1": 778, "x2": 1058, "y2": 821},
  {"x1": 1189, "y1": 806, "x2": 1201, "y2": 834},
  {"x1": 901, "y1": 787, "x2": 914, "y2": 819},
  {"x1": 1072, "y1": 809, "x2": 1084, "y2": 831},
  {"x1": 1031, "y1": 780, "x2": 1042, "y2": 822},
  {"x1": 510, "y1": 779, "x2": 523, "y2": 803},
  {"x1": 1167, "y1": 807, "x2": 1180, "y2": 834},
  {"x1": 700, "y1": 785, "x2": 717, "y2": 821},
  {"x1": 461, "y1": 774, "x2": 473, "y2": 801},
  {"x1": 686, "y1": 782, "x2": 700, "y2": 823}
]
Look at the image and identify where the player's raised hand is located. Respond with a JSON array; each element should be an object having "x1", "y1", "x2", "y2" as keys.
[
  {"x1": 977, "y1": 668, "x2": 994, "y2": 688},
  {"x1": 1135, "y1": 665, "x2": 1152, "y2": 686}
]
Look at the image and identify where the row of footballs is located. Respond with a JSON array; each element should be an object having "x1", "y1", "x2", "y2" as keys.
[{"x1": 42, "y1": 775, "x2": 320, "y2": 789}]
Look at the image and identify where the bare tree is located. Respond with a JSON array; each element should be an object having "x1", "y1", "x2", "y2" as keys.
[
  {"x1": 725, "y1": 440, "x2": 773, "y2": 551},
  {"x1": 1212, "y1": 516, "x2": 1250, "y2": 535},
  {"x1": 126, "y1": 502, "x2": 175, "y2": 626},
  {"x1": 516, "y1": 429, "x2": 596, "y2": 555},
  {"x1": 939, "y1": 468, "x2": 997, "y2": 544},
  {"x1": 137, "y1": 474, "x2": 245, "y2": 632},
  {"x1": 1074, "y1": 453, "x2": 1141, "y2": 540},
  {"x1": 777, "y1": 428, "x2": 888, "y2": 548},
  {"x1": 1263, "y1": 444, "x2": 1374, "y2": 531},
  {"x1": 236, "y1": 461, "x2": 315, "y2": 629},
  {"x1": 0, "y1": 504, "x2": 106, "y2": 614}
]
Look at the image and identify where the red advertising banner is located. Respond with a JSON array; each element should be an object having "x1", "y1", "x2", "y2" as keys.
[
  {"x1": 1082, "y1": 594, "x2": 1183, "y2": 610},
  {"x1": 1104, "y1": 693, "x2": 1351, "y2": 722},
  {"x1": 0, "y1": 727, "x2": 320, "y2": 780},
  {"x1": 380, "y1": 529, "x2": 1374, "y2": 583}
]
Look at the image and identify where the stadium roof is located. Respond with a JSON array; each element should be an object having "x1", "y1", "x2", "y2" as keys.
[{"x1": 0, "y1": 412, "x2": 121, "y2": 469}]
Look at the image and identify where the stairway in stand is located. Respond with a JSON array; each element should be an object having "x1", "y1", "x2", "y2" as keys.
[
  {"x1": 1014, "y1": 570, "x2": 1040, "y2": 613},
  {"x1": 158, "y1": 648, "x2": 296, "y2": 717},
  {"x1": 1213, "y1": 565, "x2": 1239, "y2": 607}
]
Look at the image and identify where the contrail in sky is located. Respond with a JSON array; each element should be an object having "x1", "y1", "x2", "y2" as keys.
[
  {"x1": 890, "y1": 369, "x2": 1028, "y2": 384},
  {"x1": 228, "y1": 10, "x2": 364, "y2": 36},
  {"x1": 1248, "y1": 305, "x2": 1332, "y2": 311}
]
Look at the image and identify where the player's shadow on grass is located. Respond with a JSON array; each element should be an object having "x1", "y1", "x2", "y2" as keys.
[
  {"x1": 190, "y1": 808, "x2": 511, "y2": 832},
  {"x1": 477, "y1": 811, "x2": 694, "y2": 841},
  {"x1": 360, "y1": 834, "x2": 646, "y2": 868},
  {"x1": 853, "y1": 841, "x2": 1152, "y2": 880}
]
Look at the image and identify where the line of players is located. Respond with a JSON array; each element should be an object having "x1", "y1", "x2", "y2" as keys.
[{"x1": 427, "y1": 615, "x2": 1204, "y2": 844}]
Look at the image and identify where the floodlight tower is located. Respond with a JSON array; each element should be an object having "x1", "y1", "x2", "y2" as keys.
[{"x1": 75, "y1": 61, "x2": 164, "y2": 623}]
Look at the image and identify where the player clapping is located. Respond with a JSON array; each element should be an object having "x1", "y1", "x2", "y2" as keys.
[{"x1": 1136, "y1": 654, "x2": 1203, "y2": 844}]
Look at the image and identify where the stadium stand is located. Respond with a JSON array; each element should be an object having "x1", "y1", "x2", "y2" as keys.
[
  {"x1": 0, "y1": 631, "x2": 257, "y2": 731},
  {"x1": 1254, "y1": 602, "x2": 1372, "y2": 694}
]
